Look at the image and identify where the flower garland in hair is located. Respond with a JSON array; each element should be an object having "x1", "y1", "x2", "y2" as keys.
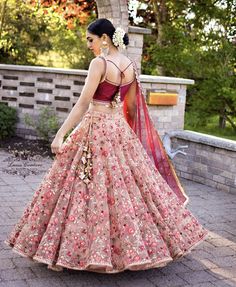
[{"x1": 112, "y1": 27, "x2": 126, "y2": 50}]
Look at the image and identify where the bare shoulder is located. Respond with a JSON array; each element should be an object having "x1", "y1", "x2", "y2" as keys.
[
  {"x1": 88, "y1": 57, "x2": 104, "y2": 75},
  {"x1": 90, "y1": 56, "x2": 104, "y2": 67}
]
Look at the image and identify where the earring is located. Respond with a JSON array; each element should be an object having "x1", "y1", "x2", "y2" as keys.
[{"x1": 100, "y1": 40, "x2": 109, "y2": 56}]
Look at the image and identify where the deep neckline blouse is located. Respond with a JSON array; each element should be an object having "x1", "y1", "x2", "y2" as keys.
[{"x1": 92, "y1": 56, "x2": 135, "y2": 102}]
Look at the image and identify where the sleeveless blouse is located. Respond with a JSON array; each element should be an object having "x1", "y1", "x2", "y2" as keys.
[{"x1": 93, "y1": 56, "x2": 135, "y2": 102}]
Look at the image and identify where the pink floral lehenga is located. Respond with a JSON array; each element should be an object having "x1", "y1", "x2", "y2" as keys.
[{"x1": 5, "y1": 57, "x2": 209, "y2": 273}]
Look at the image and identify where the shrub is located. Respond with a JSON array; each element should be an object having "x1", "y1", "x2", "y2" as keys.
[
  {"x1": 24, "y1": 106, "x2": 60, "y2": 143},
  {"x1": 0, "y1": 103, "x2": 17, "y2": 140}
]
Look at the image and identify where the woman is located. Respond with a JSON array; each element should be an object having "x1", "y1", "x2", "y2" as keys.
[{"x1": 5, "y1": 18, "x2": 208, "y2": 273}]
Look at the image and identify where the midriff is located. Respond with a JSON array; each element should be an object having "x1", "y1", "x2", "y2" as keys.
[{"x1": 88, "y1": 99, "x2": 123, "y2": 114}]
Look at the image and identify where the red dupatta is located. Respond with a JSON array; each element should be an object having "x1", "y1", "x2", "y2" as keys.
[{"x1": 123, "y1": 61, "x2": 189, "y2": 206}]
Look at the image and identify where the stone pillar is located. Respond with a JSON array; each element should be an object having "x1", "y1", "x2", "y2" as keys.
[
  {"x1": 95, "y1": 1, "x2": 151, "y2": 72},
  {"x1": 96, "y1": 0, "x2": 129, "y2": 28},
  {"x1": 127, "y1": 26, "x2": 151, "y2": 72}
]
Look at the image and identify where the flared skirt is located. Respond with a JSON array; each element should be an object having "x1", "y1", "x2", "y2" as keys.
[{"x1": 5, "y1": 109, "x2": 209, "y2": 273}]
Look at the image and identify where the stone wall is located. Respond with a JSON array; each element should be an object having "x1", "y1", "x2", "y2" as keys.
[
  {"x1": 0, "y1": 64, "x2": 193, "y2": 139},
  {"x1": 1, "y1": 64, "x2": 235, "y2": 195},
  {"x1": 171, "y1": 130, "x2": 236, "y2": 194}
]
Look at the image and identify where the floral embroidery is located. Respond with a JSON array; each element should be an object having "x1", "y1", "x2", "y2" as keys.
[{"x1": 5, "y1": 109, "x2": 208, "y2": 273}]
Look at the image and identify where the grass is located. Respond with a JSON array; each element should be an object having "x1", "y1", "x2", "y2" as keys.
[
  {"x1": 36, "y1": 51, "x2": 70, "y2": 68},
  {"x1": 184, "y1": 114, "x2": 236, "y2": 141}
]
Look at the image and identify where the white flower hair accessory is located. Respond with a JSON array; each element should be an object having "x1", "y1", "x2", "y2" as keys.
[{"x1": 112, "y1": 27, "x2": 126, "y2": 50}]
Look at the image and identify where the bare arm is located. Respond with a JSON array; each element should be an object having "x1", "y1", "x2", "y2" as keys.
[
  {"x1": 51, "y1": 57, "x2": 104, "y2": 153},
  {"x1": 125, "y1": 78, "x2": 137, "y2": 121}
]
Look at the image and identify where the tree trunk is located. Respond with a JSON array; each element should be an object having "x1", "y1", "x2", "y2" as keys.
[
  {"x1": 225, "y1": 114, "x2": 236, "y2": 132},
  {"x1": 0, "y1": 0, "x2": 8, "y2": 40},
  {"x1": 219, "y1": 115, "x2": 226, "y2": 129},
  {"x1": 151, "y1": 0, "x2": 167, "y2": 75},
  {"x1": 219, "y1": 104, "x2": 227, "y2": 129}
]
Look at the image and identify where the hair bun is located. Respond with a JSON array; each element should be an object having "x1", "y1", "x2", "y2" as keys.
[{"x1": 123, "y1": 33, "x2": 129, "y2": 46}]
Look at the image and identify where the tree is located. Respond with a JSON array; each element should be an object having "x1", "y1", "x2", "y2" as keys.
[
  {"x1": 0, "y1": 0, "x2": 52, "y2": 64},
  {"x1": 129, "y1": 0, "x2": 236, "y2": 131},
  {"x1": 30, "y1": 0, "x2": 97, "y2": 29},
  {"x1": 29, "y1": 0, "x2": 97, "y2": 69},
  {"x1": 0, "y1": 0, "x2": 97, "y2": 68}
]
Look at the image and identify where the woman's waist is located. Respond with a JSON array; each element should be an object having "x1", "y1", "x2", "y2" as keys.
[
  {"x1": 88, "y1": 99, "x2": 124, "y2": 114},
  {"x1": 83, "y1": 100, "x2": 124, "y2": 121}
]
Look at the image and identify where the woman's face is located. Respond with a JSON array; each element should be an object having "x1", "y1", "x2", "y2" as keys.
[{"x1": 86, "y1": 31, "x2": 102, "y2": 56}]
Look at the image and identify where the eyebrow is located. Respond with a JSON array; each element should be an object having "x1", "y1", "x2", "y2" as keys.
[{"x1": 86, "y1": 36, "x2": 92, "y2": 40}]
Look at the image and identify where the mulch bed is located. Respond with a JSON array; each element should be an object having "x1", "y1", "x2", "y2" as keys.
[{"x1": 0, "y1": 136, "x2": 53, "y2": 159}]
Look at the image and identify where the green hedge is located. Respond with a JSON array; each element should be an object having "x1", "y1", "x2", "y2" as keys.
[{"x1": 0, "y1": 103, "x2": 17, "y2": 140}]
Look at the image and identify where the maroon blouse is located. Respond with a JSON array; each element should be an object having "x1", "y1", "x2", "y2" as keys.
[{"x1": 93, "y1": 56, "x2": 134, "y2": 102}]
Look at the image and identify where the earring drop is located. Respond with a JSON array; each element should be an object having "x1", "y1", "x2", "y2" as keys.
[{"x1": 100, "y1": 40, "x2": 109, "y2": 56}]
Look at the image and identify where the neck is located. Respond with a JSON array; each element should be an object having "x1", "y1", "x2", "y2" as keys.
[{"x1": 108, "y1": 45, "x2": 119, "y2": 55}]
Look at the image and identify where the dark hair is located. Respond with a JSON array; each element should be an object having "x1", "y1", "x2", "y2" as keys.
[{"x1": 87, "y1": 18, "x2": 129, "y2": 46}]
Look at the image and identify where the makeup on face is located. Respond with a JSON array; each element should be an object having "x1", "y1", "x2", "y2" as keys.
[{"x1": 86, "y1": 32, "x2": 102, "y2": 56}]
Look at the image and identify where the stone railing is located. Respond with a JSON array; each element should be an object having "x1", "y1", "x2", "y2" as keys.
[
  {"x1": 171, "y1": 130, "x2": 236, "y2": 194},
  {"x1": 0, "y1": 64, "x2": 193, "y2": 138}
]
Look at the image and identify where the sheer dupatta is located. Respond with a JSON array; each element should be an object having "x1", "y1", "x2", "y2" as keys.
[{"x1": 123, "y1": 61, "x2": 189, "y2": 206}]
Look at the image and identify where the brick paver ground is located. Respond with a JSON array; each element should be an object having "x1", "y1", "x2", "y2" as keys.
[{"x1": 0, "y1": 150, "x2": 236, "y2": 287}]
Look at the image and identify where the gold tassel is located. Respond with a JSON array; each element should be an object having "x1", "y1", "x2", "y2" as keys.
[{"x1": 78, "y1": 116, "x2": 93, "y2": 185}]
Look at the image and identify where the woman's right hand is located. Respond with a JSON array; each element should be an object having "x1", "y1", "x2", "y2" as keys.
[{"x1": 50, "y1": 135, "x2": 64, "y2": 154}]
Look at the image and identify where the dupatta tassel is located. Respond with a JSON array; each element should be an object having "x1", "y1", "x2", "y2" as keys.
[
  {"x1": 110, "y1": 90, "x2": 122, "y2": 108},
  {"x1": 78, "y1": 116, "x2": 93, "y2": 185},
  {"x1": 123, "y1": 60, "x2": 189, "y2": 206}
]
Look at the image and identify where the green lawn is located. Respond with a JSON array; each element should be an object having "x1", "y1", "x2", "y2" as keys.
[
  {"x1": 184, "y1": 115, "x2": 236, "y2": 141},
  {"x1": 36, "y1": 51, "x2": 71, "y2": 68}
]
